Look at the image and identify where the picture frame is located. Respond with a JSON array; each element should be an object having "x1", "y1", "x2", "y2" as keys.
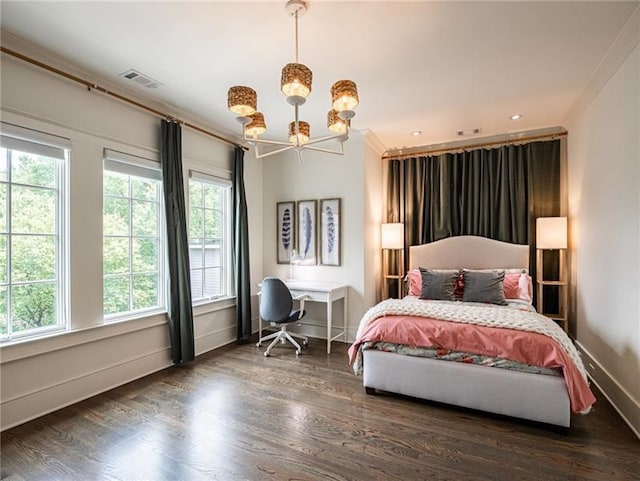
[
  {"x1": 276, "y1": 201, "x2": 296, "y2": 264},
  {"x1": 296, "y1": 199, "x2": 317, "y2": 265},
  {"x1": 320, "y1": 198, "x2": 341, "y2": 266}
]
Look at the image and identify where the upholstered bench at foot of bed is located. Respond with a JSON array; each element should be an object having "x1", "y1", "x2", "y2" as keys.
[{"x1": 362, "y1": 349, "x2": 571, "y2": 428}]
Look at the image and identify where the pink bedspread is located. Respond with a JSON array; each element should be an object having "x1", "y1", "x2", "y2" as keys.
[{"x1": 348, "y1": 315, "x2": 596, "y2": 413}]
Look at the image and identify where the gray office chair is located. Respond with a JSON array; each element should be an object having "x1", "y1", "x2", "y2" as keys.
[{"x1": 257, "y1": 277, "x2": 309, "y2": 356}]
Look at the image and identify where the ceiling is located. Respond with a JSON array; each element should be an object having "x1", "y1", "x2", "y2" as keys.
[{"x1": 1, "y1": 1, "x2": 637, "y2": 151}]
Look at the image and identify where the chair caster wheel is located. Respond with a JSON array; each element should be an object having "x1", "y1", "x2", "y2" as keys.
[
  {"x1": 302, "y1": 340, "x2": 308, "y2": 346},
  {"x1": 295, "y1": 350, "x2": 301, "y2": 356},
  {"x1": 256, "y1": 342, "x2": 261, "y2": 347},
  {"x1": 264, "y1": 352, "x2": 270, "y2": 357}
]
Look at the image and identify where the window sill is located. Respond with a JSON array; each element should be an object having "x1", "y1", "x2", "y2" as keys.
[
  {"x1": 0, "y1": 312, "x2": 168, "y2": 364},
  {"x1": 0, "y1": 299, "x2": 239, "y2": 364},
  {"x1": 193, "y1": 296, "x2": 236, "y2": 317}
]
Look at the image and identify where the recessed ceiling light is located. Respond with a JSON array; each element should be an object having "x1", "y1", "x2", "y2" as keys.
[
  {"x1": 510, "y1": 114, "x2": 523, "y2": 120},
  {"x1": 411, "y1": 130, "x2": 422, "y2": 136}
]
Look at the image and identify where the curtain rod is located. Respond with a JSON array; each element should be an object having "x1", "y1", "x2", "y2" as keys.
[
  {"x1": 382, "y1": 130, "x2": 567, "y2": 161},
  {"x1": 1, "y1": 46, "x2": 247, "y2": 151}
]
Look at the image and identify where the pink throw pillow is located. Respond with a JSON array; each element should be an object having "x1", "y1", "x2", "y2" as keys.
[
  {"x1": 518, "y1": 273, "x2": 533, "y2": 303},
  {"x1": 503, "y1": 273, "x2": 520, "y2": 299},
  {"x1": 407, "y1": 269, "x2": 421, "y2": 296},
  {"x1": 503, "y1": 272, "x2": 533, "y2": 303}
]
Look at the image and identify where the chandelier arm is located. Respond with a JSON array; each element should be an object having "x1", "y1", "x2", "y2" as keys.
[
  {"x1": 299, "y1": 144, "x2": 345, "y2": 155},
  {"x1": 244, "y1": 136, "x2": 293, "y2": 147},
  {"x1": 302, "y1": 133, "x2": 349, "y2": 147},
  {"x1": 254, "y1": 144, "x2": 296, "y2": 159}
]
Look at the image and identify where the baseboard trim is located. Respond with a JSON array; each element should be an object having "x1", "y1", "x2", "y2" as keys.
[
  {"x1": 194, "y1": 323, "x2": 236, "y2": 355},
  {"x1": 2, "y1": 324, "x2": 238, "y2": 432},
  {"x1": 576, "y1": 341, "x2": 640, "y2": 439},
  {"x1": 1, "y1": 348, "x2": 173, "y2": 431}
]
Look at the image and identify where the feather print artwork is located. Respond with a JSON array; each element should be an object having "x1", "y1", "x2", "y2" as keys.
[
  {"x1": 281, "y1": 207, "x2": 292, "y2": 250},
  {"x1": 303, "y1": 207, "x2": 312, "y2": 257},
  {"x1": 325, "y1": 206, "x2": 335, "y2": 253}
]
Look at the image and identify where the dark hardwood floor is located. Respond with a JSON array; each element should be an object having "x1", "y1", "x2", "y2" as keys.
[{"x1": 1, "y1": 338, "x2": 638, "y2": 481}]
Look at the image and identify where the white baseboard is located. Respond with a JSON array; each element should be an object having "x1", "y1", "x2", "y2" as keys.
[
  {"x1": 1, "y1": 321, "x2": 238, "y2": 432},
  {"x1": 1, "y1": 348, "x2": 173, "y2": 431},
  {"x1": 576, "y1": 341, "x2": 640, "y2": 439}
]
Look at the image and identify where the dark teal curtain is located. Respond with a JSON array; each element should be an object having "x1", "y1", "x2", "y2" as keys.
[
  {"x1": 232, "y1": 147, "x2": 252, "y2": 342},
  {"x1": 160, "y1": 119, "x2": 195, "y2": 364},
  {"x1": 387, "y1": 139, "x2": 561, "y2": 302}
]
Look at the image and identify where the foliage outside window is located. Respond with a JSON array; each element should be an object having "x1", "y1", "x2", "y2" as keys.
[
  {"x1": 188, "y1": 173, "x2": 231, "y2": 302},
  {"x1": 0, "y1": 142, "x2": 66, "y2": 340},
  {"x1": 103, "y1": 152, "x2": 164, "y2": 319}
]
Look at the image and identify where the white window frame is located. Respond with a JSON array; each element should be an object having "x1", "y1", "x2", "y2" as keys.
[
  {"x1": 188, "y1": 169, "x2": 232, "y2": 304},
  {"x1": 0, "y1": 122, "x2": 69, "y2": 342},
  {"x1": 102, "y1": 149, "x2": 166, "y2": 321}
]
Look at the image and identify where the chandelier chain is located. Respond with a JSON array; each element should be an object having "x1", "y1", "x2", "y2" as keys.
[{"x1": 295, "y1": 9, "x2": 299, "y2": 63}]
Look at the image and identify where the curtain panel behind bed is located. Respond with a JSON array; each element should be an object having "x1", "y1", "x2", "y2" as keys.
[{"x1": 386, "y1": 139, "x2": 561, "y2": 307}]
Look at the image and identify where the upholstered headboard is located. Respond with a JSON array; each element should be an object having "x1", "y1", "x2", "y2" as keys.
[{"x1": 409, "y1": 236, "x2": 529, "y2": 270}]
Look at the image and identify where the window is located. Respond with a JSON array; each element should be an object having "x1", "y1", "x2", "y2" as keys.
[
  {"x1": 103, "y1": 150, "x2": 164, "y2": 319},
  {"x1": 188, "y1": 171, "x2": 232, "y2": 302},
  {"x1": 0, "y1": 123, "x2": 68, "y2": 340}
]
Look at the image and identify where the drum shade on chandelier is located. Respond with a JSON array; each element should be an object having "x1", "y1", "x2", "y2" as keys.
[{"x1": 227, "y1": 0, "x2": 359, "y2": 161}]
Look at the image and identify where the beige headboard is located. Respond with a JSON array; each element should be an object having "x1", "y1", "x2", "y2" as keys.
[{"x1": 409, "y1": 236, "x2": 529, "y2": 270}]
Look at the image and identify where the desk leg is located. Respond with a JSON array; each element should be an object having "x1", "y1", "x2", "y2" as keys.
[
  {"x1": 327, "y1": 300, "x2": 333, "y2": 355},
  {"x1": 257, "y1": 293, "x2": 262, "y2": 345},
  {"x1": 343, "y1": 294, "x2": 348, "y2": 342}
]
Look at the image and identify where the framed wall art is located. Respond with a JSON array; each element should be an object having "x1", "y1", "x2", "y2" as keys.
[
  {"x1": 320, "y1": 198, "x2": 341, "y2": 266},
  {"x1": 276, "y1": 201, "x2": 296, "y2": 264},
  {"x1": 296, "y1": 199, "x2": 317, "y2": 265}
]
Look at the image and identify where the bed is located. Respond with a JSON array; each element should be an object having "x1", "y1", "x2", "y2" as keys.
[{"x1": 349, "y1": 236, "x2": 595, "y2": 429}]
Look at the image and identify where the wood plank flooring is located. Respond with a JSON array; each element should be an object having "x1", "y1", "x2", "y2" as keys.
[{"x1": 1, "y1": 338, "x2": 638, "y2": 481}]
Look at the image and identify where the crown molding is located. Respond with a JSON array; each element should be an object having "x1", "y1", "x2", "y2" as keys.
[
  {"x1": 564, "y1": 4, "x2": 640, "y2": 125},
  {"x1": 361, "y1": 129, "x2": 387, "y2": 156}
]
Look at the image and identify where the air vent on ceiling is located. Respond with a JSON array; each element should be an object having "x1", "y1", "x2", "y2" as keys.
[
  {"x1": 457, "y1": 128, "x2": 480, "y2": 137},
  {"x1": 119, "y1": 69, "x2": 163, "y2": 89}
]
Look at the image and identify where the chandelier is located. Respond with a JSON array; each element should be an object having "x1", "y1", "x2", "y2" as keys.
[{"x1": 227, "y1": 0, "x2": 359, "y2": 161}]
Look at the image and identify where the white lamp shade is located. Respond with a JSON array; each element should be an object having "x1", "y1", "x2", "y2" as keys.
[
  {"x1": 381, "y1": 223, "x2": 404, "y2": 249},
  {"x1": 536, "y1": 217, "x2": 567, "y2": 249}
]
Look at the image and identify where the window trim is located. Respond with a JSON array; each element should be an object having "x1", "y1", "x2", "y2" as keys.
[
  {"x1": 188, "y1": 169, "x2": 232, "y2": 304},
  {"x1": 102, "y1": 149, "x2": 166, "y2": 322},
  {"x1": 0, "y1": 122, "x2": 69, "y2": 342}
]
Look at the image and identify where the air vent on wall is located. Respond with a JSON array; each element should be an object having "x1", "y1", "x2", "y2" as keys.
[{"x1": 119, "y1": 69, "x2": 163, "y2": 89}]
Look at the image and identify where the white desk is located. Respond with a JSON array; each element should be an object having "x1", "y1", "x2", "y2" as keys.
[{"x1": 258, "y1": 280, "x2": 348, "y2": 354}]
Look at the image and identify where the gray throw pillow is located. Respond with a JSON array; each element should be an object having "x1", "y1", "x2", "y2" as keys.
[
  {"x1": 462, "y1": 270, "x2": 508, "y2": 305},
  {"x1": 419, "y1": 268, "x2": 459, "y2": 301}
]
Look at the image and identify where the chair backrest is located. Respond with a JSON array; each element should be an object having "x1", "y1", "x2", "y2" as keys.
[{"x1": 260, "y1": 277, "x2": 293, "y2": 322}]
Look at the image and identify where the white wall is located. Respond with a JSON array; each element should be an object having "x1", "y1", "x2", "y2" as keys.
[
  {"x1": 566, "y1": 25, "x2": 639, "y2": 433},
  {"x1": 0, "y1": 48, "x2": 263, "y2": 430},
  {"x1": 261, "y1": 130, "x2": 384, "y2": 342}
]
